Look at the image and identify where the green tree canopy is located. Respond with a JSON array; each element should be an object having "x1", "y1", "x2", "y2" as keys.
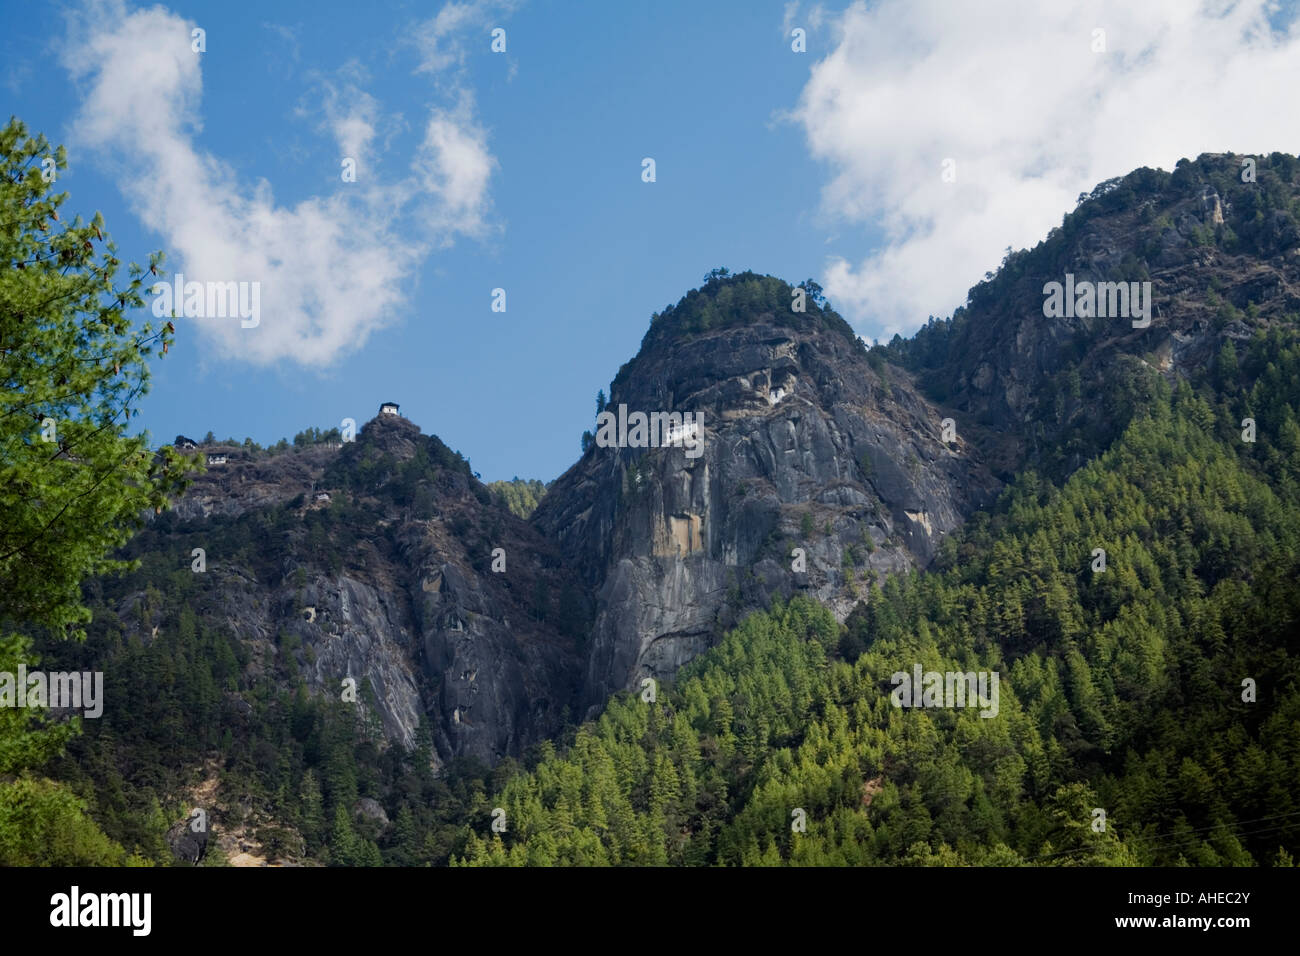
[{"x1": 0, "y1": 117, "x2": 193, "y2": 865}]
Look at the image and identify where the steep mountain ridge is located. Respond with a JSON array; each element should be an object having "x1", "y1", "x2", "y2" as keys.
[
  {"x1": 59, "y1": 152, "x2": 1300, "y2": 846},
  {"x1": 97, "y1": 271, "x2": 1013, "y2": 766},
  {"x1": 894, "y1": 151, "x2": 1300, "y2": 479},
  {"x1": 534, "y1": 273, "x2": 1000, "y2": 712},
  {"x1": 110, "y1": 414, "x2": 587, "y2": 767}
]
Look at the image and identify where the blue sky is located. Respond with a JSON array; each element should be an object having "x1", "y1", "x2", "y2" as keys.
[
  {"x1": 6, "y1": 0, "x2": 851, "y2": 483},
  {"x1": 7, "y1": 0, "x2": 1300, "y2": 482}
]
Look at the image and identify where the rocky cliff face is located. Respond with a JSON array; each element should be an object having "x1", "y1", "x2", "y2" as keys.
[
  {"x1": 125, "y1": 415, "x2": 586, "y2": 768},
  {"x1": 898, "y1": 152, "x2": 1300, "y2": 480},
  {"x1": 119, "y1": 153, "x2": 1300, "y2": 765},
  {"x1": 533, "y1": 279, "x2": 1001, "y2": 713},
  {"x1": 126, "y1": 278, "x2": 1003, "y2": 760}
]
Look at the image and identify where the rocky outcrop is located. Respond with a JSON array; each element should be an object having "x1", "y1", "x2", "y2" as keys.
[
  {"x1": 535, "y1": 299, "x2": 1000, "y2": 712},
  {"x1": 134, "y1": 290, "x2": 1004, "y2": 759},
  {"x1": 906, "y1": 152, "x2": 1300, "y2": 480},
  {"x1": 166, "y1": 816, "x2": 209, "y2": 865},
  {"x1": 99, "y1": 154, "x2": 1300, "y2": 782},
  {"x1": 131, "y1": 413, "x2": 585, "y2": 768},
  {"x1": 168, "y1": 444, "x2": 338, "y2": 521}
]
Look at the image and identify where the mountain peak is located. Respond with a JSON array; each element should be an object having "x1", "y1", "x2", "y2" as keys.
[{"x1": 637, "y1": 270, "x2": 861, "y2": 353}]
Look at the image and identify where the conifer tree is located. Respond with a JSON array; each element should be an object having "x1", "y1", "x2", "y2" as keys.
[{"x1": 0, "y1": 118, "x2": 191, "y2": 865}]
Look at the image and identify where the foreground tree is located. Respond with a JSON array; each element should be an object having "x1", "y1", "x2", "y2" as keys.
[{"x1": 0, "y1": 117, "x2": 194, "y2": 863}]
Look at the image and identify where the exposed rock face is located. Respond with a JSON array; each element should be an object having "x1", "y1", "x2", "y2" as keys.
[
  {"x1": 131, "y1": 152, "x2": 1299, "y2": 762},
  {"x1": 534, "y1": 312, "x2": 1000, "y2": 712},
  {"x1": 906, "y1": 153, "x2": 1300, "y2": 481},
  {"x1": 169, "y1": 444, "x2": 335, "y2": 521},
  {"x1": 131, "y1": 415, "x2": 585, "y2": 768},
  {"x1": 396, "y1": 516, "x2": 582, "y2": 764},
  {"x1": 354, "y1": 798, "x2": 390, "y2": 830},
  {"x1": 135, "y1": 298, "x2": 1002, "y2": 759},
  {"x1": 166, "y1": 816, "x2": 209, "y2": 865}
]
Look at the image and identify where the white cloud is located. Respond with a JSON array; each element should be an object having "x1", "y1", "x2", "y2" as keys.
[
  {"x1": 782, "y1": 2, "x2": 800, "y2": 36},
  {"x1": 60, "y1": 0, "x2": 497, "y2": 366},
  {"x1": 782, "y1": 1, "x2": 827, "y2": 39},
  {"x1": 790, "y1": 0, "x2": 1300, "y2": 341},
  {"x1": 414, "y1": 94, "x2": 497, "y2": 239},
  {"x1": 319, "y1": 77, "x2": 379, "y2": 169},
  {"x1": 411, "y1": 0, "x2": 520, "y2": 76}
]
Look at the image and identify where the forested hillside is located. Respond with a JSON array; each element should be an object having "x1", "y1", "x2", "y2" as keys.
[
  {"x1": 48, "y1": 366, "x2": 1297, "y2": 867},
  {"x1": 6, "y1": 111, "x2": 1299, "y2": 867},
  {"x1": 459, "y1": 381, "x2": 1300, "y2": 865},
  {"x1": 30, "y1": 272, "x2": 1300, "y2": 868},
  {"x1": 889, "y1": 152, "x2": 1300, "y2": 483}
]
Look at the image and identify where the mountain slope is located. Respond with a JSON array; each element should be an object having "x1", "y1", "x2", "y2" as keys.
[
  {"x1": 461, "y1": 382, "x2": 1300, "y2": 866},
  {"x1": 534, "y1": 271, "x2": 1000, "y2": 714},
  {"x1": 37, "y1": 153, "x2": 1300, "y2": 866},
  {"x1": 893, "y1": 151, "x2": 1300, "y2": 480},
  {"x1": 79, "y1": 412, "x2": 588, "y2": 769}
]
